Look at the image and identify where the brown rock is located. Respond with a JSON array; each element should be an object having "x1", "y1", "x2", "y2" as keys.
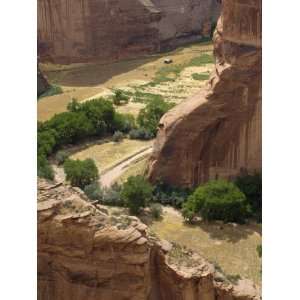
[
  {"x1": 37, "y1": 0, "x2": 220, "y2": 63},
  {"x1": 38, "y1": 179, "x2": 260, "y2": 299},
  {"x1": 148, "y1": 0, "x2": 262, "y2": 187}
]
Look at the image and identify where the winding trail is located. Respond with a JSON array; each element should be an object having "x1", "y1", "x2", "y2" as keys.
[{"x1": 100, "y1": 146, "x2": 152, "y2": 187}]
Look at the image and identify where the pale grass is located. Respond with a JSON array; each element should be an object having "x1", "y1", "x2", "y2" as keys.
[
  {"x1": 150, "y1": 207, "x2": 262, "y2": 286},
  {"x1": 70, "y1": 139, "x2": 152, "y2": 173}
]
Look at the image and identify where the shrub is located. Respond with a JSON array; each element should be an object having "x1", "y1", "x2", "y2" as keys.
[
  {"x1": 37, "y1": 154, "x2": 54, "y2": 180},
  {"x1": 150, "y1": 203, "x2": 163, "y2": 219},
  {"x1": 102, "y1": 183, "x2": 124, "y2": 206},
  {"x1": 235, "y1": 173, "x2": 262, "y2": 222},
  {"x1": 55, "y1": 150, "x2": 69, "y2": 165},
  {"x1": 112, "y1": 113, "x2": 135, "y2": 133},
  {"x1": 37, "y1": 129, "x2": 57, "y2": 157},
  {"x1": 112, "y1": 131, "x2": 124, "y2": 142},
  {"x1": 112, "y1": 89, "x2": 130, "y2": 105},
  {"x1": 121, "y1": 176, "x2": 153, "y2": 215},
  {"x1": 182, "y1": 180, "x2": 249, "y2": 223},
  {"x1": 38, "y1": 84, "x2": 63, "y2": 99},
  {"x1": 129, "y1": 127, "x2": 154, "y2": 140},
  {"x1": 257, "y1": 244, "x2": 262, "y2": 258},
  {"x1": 84, "y1": 182, "x2": 103, "y2": 201},
  {"x1": 137, "y1": 98, "x2": 175, "y2": 135},
  {"x1": 63, "y1": 158, "x2": 99, "y2": 189}
]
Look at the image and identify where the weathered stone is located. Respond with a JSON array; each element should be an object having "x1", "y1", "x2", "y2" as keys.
[
  {"x1": 37, "y1": 0, "x2": 220, "y2": 63},
  {"x1": 148, "y1": 0, "x2": 262, "y2": 187}
]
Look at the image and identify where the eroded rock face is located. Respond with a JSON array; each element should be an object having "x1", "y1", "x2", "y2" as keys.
[
  {"x1": 37, "y1": 0, "x2": 220, "y2": 63},
  {"x1": 148, "y1": 0, "x2": 262, "y2": 187},
  {"x1": 38, "y1": 179, "x2": 260, "y2": 299}
]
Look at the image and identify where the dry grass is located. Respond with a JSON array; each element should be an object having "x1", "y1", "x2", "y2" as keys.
[
  {"x1": 116, "y1": 155, "x2": 150, "y2": 184},
  {"x1": 150, "y1": 207, "x2": 262, "y2": 286},
  {"x1": 70, "y1": 139, "x2": 152, "y2": 173}
]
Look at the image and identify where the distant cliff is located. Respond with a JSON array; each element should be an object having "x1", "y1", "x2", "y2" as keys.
[
  {"x1": 37, "y1": 0, "x2": 220, "y2": 63},
  {"x1": 148, "y1": 0, "x2": 262, "y2": 187}
]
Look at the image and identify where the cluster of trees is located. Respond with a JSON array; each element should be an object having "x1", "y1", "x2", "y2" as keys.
[
  {"x1": 37, "y1": 98, "x2": 135, "y2": 179},
  {"x1": 182, "y1": 173, "x2": 262, "y2": 223}
]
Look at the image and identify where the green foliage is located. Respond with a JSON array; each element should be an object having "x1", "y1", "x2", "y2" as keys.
[
  {"x1": 102, "y1": 183, "x2": 124, "y2": 206},
  {"x1": 112, "y1": 113, "x2": 135, "y2": 133},
  {"x1": 257, "y1": 244, "x2": 262, "y2": 258},
  {"x1": 182, "y1": 180, "x2": 249, "y2": 223},
  {"x1": 55, "y1": 150, "x2": 69, "y2": 165},
  {"x1": 112, "y1": 131, "x2": 124, "y2": 142},
  {"x1": 129, "y1": 128, "x2": 154, "y2": 140},
  {"x1": 235, "y1": 173, "x2": 262, "y2": 222},
  {"x1": 37, "y1": 129, "x2": 57, "y2": 156},
  {"x1": 150, "y1": 203, "x2": 163, "y2": 219},
  {"x1": 189, "y1": 54, "x2": 214, "y2": 66},
  {"x1": 132, "y1": 90, "x2": 164, "y2": 104},
  {"x1": 192, "y1": 73, "x2": 210, "y2": 81},
  {"x1": 84, "y1": 182, "x2": 103, "y2": 201},
  {"x1": 38, "y1": 85, "x2": 63, "y2": 99},
  {"x1": 37, "y1": 154, "x2": 54, "y2": 180},
  {"x1": 121, "y1": 176, "x2": 153, "y2": 215},
  {"x1": 153, "y1": 181, "x2": 191, "y2": 209},
  {"x1": 137, "y1": 98, "x2": 175, "y2": 135},
  {"x1": 63, "y1": 158, "x2": 99, "y2": 189},
  {"x1": 112, "y1": 89, "x2": 130, "y2": 105}
]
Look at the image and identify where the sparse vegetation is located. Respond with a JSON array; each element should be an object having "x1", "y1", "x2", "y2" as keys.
[
  {"x1": 38, "y1": 84, "x2": 63, "y2": 99},
  {"x1": 55, "y1": 150, "x2": 69, "y2": 165},
  {"x1": 189, "y1": 53, "x2": 214, "y2": 66},
  {"x1": 150, "y1": 203, "x2": 163, "y2": 219},
  {"x1": 63, "y1": 158, "x2": 99, "y2": 189},
  {"x1": 257, "y1": 244, "x2": 262, "y2": 258},
  {"x1": 192, "y1": 72, "x2": 210, "y2": 81},
  {"x1": 112, "y1": 131, "x2": 124, "y2": 142},
  {"x1": 121, "y1": 175, "x2": 153, "y2": 215},
  {"x1": 102, "y1": 183, "x2": 124, "y2": 206},
  {"x1": 112, "y1": 89, "x2": 130, "y2": 105},
  {"x1": 129, "y1": 127, "x2": 154, "y2": 140},
  {"x1": 84, "y1": 182, "x2": 103, "y2": 201},
  {"x1": 182, "y1": 180, "x2": 249, "y2": 223}
]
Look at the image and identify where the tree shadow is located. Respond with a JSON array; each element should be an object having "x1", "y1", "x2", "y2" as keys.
[{"x1": 185, "y1": 220, "x2": 261, "y2": 244}]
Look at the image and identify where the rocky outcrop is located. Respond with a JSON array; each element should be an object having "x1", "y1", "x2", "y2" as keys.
[
  {"x1": 37, "y1": 0, "x2": 220, "y2": 63},
  {"x1": 148, "y1": 0, "x2": 262, "y2": 187},
  {"x1": 37, "y1": 64, "x2": 50, "y2": 97},
  {"x1": 38, "y1": 179, "x2": 260, "y2": 299}
]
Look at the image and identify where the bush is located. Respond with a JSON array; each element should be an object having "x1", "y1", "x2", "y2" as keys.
[
  {"x1": 112, "y1": 131, "x2": 124, "y2": 142},
  {"x1": 38, "y1": 154, "x2": 54, "y2": 180},
  {"x1": 55, "y1": 150, "x2": 69, "y2": 165},
  {"x1": 235, "y1": 173, "x2": 262, "y2": 222},
  {"x1": 113, "y1": 113, "x2": 136, "y2": 133},
  {"x1": 37, "y1": 129, "x2": 57, "y2": 157},
  {"x1": 182, "y1": 180, "x2": 249, "y2": 223},
  {"x1": 129, "y1": 128, "x2": 154, "y2": 140},
  {"x1": 39, "y1": 84, "x2": 63, "y2": 99},
  {"x1": 63, "y1": 158, "x2": 99, "y2": 189},
  {"x1": 121, "y1": 176, "x2": 153, "y2": 215},
  {"x1": 137, "y1": 98, "x2": 175, "y2": 135},
  {"x1": 112, "y1": 89, "x2": 130, "y2": 105},
  {"x1": 102, "y1": 183, "x2": 124, "y2": 206},
  {"x1": 150, "y1": 203, "x2": 163, "y2": 219},
  {"x1": 84, "y1": 182, "x2": 103, "y2": 201}
]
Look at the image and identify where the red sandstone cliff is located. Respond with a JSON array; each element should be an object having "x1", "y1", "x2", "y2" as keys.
[
  {"x1": 148, "y1": 0, "x2": 262, "y2": 187},
  {"x1": 37, "y1": 0, "x2": 220, "y2": 63},
  {"x1": 37, "y1": 179, "x2": 260, "y2": 300}
]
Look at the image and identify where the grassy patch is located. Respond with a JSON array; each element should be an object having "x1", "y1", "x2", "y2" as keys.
[
  {"x1": 188, "y1": 53, "x2": 214, "y2": 66},
  {"x1": 132, "y1": 90, "x2": 164, "y2": 104},
  {"x1": 38, "y1": 85, "x2": 63, "y2": 99},
  {"x1": 192, "y1": 72, "x2": 210, "y2": 81},
  {"x1": 70, "y1": 139, "x2": 152, "y2": 173}
]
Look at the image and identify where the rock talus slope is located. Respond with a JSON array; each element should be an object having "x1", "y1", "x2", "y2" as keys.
[
  {"x1": 37, "y1": 0, "x2": 220, "y2": 63},
  {"x1": 38, "y1": 179, "x2": 260, "y2": 300},
  {"x1": 148, "y1": 0, "x2": 262, "y2": 187}
]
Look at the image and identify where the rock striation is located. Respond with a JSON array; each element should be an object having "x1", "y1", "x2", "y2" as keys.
[
  {"x1": 148, "y1": 0, "x2": 262, "y2": 187},
  {"x1": 38, "y1": 179, "x2": 260, "y2": 299},
  {"x1": 37, "y1": 0, "x2": 220, "y2": 63}
]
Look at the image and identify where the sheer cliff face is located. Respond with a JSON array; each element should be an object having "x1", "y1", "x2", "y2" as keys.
[
  {"x1": 148, "y1": 0, "x2": 262, "y2": 187},
  {"x1": 37, "y1": 0, "x2": 220, "y2": 63},
  {"x1": 37, "y1": 180, "x2": 260, "y2": 300}
]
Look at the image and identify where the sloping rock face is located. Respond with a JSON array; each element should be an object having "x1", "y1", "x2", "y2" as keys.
[
  {"x1": 148, "y1": 0, "x2": 262, "y2": 187},
  {"x1": 37, "y1": 0, "x2": 220, "y2": 63},
  {"x1": 37, "y1": 64, "x2": 50, "y2": 97},
  {"x1": 38, "y1": 179, "x2": 260, "y2": 300}
]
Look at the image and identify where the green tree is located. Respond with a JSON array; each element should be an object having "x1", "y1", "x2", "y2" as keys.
[
  {"x1": 64, "y1": 159, "x2": 99, "y2": 189},
  {"x1": 137, "y1": 98, "x2": 175, "y2": 135},
  {"x1": 121, "y1": 176, "x2": 153, "y2": 215},
  {"x1": 182, "y1": 180, "x2": 249, "y2": 223}
]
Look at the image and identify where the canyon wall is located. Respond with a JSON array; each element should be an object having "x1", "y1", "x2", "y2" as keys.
[
  {"x1": 37, "y1": 0, "x2": 220, "y2": 63},
  {"x1": 148, "y1": 0, "x2": 262, "y2": 187},
  {"x1": 38, "y1": 64, "x2": 50, "y2": 97},
  {"x1": 38, "y1": 179, "x2": 260, "y2": 300}
]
